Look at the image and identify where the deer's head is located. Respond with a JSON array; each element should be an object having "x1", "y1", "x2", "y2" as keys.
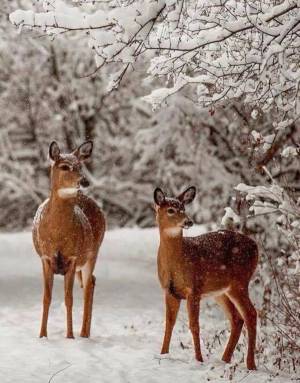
[
  {"x1": 49, "y1": 141, "x2": 93, "y2": 199},
  {"x1": 153, "y1": 186, "x2": 196, "y2": 236}
]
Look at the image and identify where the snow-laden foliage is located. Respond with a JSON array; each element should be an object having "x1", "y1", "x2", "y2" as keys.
[
  {"x1": 6, "y1": 1, "x2": 295, "y2": 230},
  {"x1": 222, "y1": 159, "x2": 300, "y2": 369},
  {"x1": 10, "y1": 0, "x2": 300, "y2": 125}
]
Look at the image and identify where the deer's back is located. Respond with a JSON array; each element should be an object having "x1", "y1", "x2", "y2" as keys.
[
  {"x1": 181, "y1": 230, "x2": 258, "y2": 294},
  {"x1": 162, "y1": 230, "x2": 258, "y2": 299},
  {"x1": 183, "y1": 230, "x2": 258, "y2": 268}
]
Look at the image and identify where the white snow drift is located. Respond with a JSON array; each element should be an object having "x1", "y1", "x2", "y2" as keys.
[{"x1": 0, "y1": 227, "x2": 294, "y2": 382}]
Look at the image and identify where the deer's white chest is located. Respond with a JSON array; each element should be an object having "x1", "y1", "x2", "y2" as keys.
[{"x1": 57, "y1": 188, "x2": 78, "y2": 199}]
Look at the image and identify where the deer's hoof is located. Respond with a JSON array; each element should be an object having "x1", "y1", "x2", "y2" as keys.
[
  {"x1": 160, "y1": 348, "x2": 169, "y2": 355},
  {"x1": 66, "y1": 334, "x2": 75, "y2": 339},
  {"x1": 222, "y1": 355, "x2": 232, "y2": 364},
  {"x1": 246, "y1": 360, "x2": 257, "y2": 370},
  {"x1": 195, "y1": 354, "x2": 203, "y2": 362}
]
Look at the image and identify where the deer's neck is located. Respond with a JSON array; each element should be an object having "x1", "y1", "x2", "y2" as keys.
[
  {"x1": 159, "y1": 228, "x2": 183, "y2": 261},
  {"x1": 48, "y1": 190, "x2": 77, "y2": 220}
]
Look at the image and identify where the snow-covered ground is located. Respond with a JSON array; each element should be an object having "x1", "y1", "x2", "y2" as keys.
[{"x1": 0, "y1": 227, "x2": 295, "y2": 383}]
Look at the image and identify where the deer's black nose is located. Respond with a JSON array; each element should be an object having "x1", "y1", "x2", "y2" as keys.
[
  {"x1": 80, "y1": 177, "x2": 90, "y2": 188},
  {"x1": 184, "y1": 219, "x2": 193, "y2": 228}
]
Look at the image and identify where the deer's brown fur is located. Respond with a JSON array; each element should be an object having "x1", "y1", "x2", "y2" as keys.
[
  {"x1": 154, "y1": 187, "x2": 258, "y2": 370},
  {"x1": 32, "y1": 141, "x2": 105, "y2": 339}
]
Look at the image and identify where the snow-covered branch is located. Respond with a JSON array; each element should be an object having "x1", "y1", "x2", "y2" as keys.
[{"x1": 9, "y1": 0, "x2": 300, "y2": 123}]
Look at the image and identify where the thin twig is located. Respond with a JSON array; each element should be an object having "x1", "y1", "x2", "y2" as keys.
[{"x1": 48, "y1": 363, "x2": 72, "y2": 383}]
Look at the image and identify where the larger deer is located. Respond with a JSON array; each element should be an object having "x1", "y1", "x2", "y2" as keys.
[
  {"x1": 154, "y1": 186, "x2": 258, "y2": 370},
  {"x1": 33, "y1": 141, "x2": 105, "y2": 339}
]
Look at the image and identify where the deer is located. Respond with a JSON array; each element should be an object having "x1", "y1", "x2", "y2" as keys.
[
  {"x1": 32, "y1": 141, "x2": 105, "y2": 339},
  {"x1": 153, "y1": 186, "x2": 259, "y2": 370}
]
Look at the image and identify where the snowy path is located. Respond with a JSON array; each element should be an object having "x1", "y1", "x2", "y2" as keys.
[{"x1": 0, "y1": 228, "x2": 294, "y2": 383}]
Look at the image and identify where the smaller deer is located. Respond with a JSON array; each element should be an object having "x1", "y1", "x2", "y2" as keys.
[
  {"x1": 154, "y1": 187, "x2": 258, "y2": 370},
  {"x1": 33, "y1": 141, "x2": 105, "y2": 338}
]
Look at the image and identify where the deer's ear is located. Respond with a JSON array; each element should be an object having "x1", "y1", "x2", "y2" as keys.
[
  {"x1": 49, "y1": 141, "x2": 60, "y2": 162},
  {"x1": 177, "y1": 186, "x2": 196, "y2": 205},
  {"x1": 154, "y1": 188, "x2": 165, "y2": 206},
  {"x1": 74, "y1": 141, "x2": 93, "y2": 161}
]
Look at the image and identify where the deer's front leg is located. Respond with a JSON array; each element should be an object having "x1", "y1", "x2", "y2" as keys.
[
  {"x1": 80, "y1": 261, "x2": 96, "y2": 338},
  {"x1": 187, "y1": 295, "x2": 203, "y2": 362},
  {"x1": 64, "y1": 259, "x2": 76, "y2": 339},
  {"x1": 161, "y1": 291, "x2": 180, "y2": 354},
  {"x1": 40, "y1": 258, "x2": 54, "y2": 338}
]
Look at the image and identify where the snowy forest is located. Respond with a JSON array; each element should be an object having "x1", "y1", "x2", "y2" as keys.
[{"x1": 0, "y1": 0, "x2": 299, "y2": 382}]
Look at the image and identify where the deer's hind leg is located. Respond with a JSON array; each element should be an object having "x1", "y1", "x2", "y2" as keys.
[
  {"x1": 215, "y1": 294, "x2": 244, "y2": 364},
  {"x1": 64, "y1": 258, "x2": 76, "y2": 339},
  {"x1": 40, "y1": 258, "x2": 54, "y2": 338},
  {"x1": 227, "y1": 288, "x2": 257, "y2": 370},
  {"x1": 161, "y1": 291, "x2": 180, "y2": 354},
  {"x1": 80, "y1": 260, "x2": 96, "y2": 338}
]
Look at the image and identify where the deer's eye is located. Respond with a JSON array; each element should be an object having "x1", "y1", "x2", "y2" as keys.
[
  {"x1": 59, "y1": 164, "x2": 70, "y2": 171},
  {"x1": 167, "y1": 208, "x2": 176, "y2": 216}
]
